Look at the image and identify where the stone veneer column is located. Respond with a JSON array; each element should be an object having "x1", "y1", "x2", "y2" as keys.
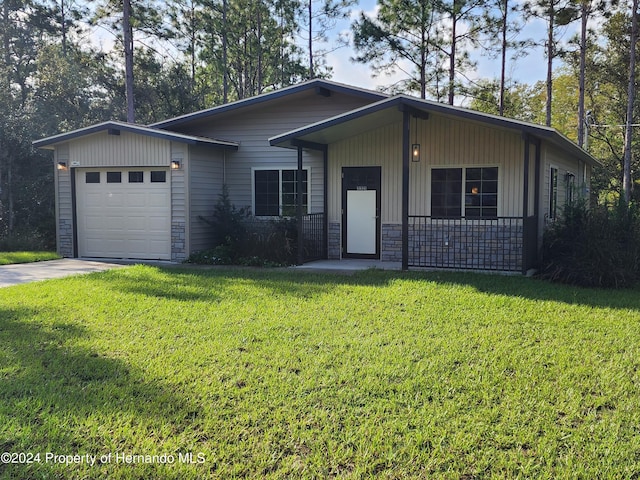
[
  {"x1": 171, "y1": 222, "x2": 186, "y2": 263},
  {"x1": 328, "y1": 222, "x2": 341, "y2": 259},
  {"x1": 58, "y1": 218, "x2": 74, "y2": 257},
  {"x1": 381, "y1": 224, "x2": 403, "y2": 262}
]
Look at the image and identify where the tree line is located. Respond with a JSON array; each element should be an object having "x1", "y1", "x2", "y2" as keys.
[{"x1": 0, "y1": 0, "x2": 638, "y2": 248}]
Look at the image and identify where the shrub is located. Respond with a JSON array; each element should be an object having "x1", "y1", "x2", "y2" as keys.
[
  {"x1": 238, "y1": 217, "x2": 298, "y2": 265},
  {"x1": 540, "y1": 200, "x2": 640, "y2": 288},
  {"x1": 191, "y1": 186, "x2": 298, "y2": 266},
  {"x1": 198, "y1": 184, "x2": 249, "y2": 254}
]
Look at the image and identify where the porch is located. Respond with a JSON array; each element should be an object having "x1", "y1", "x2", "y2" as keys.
[{"x1": 299, "y1": 213, "x2": 538, "y2": 273}]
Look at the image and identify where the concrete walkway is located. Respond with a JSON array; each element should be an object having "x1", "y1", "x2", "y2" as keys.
[
  {"x1": 0, "y1": 259, "x2": 125, "y2": 288},
  {"x1": 292, "y1": 259, "x2": 402, "y2": 272}
]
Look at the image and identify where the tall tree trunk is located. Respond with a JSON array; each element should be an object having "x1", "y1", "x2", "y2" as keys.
[
  {"x1": 623, "y1": 0, "x2": 638, "y2": 204},
  {"x1": 499, "y1": 0, "x2": 507, "y2": 116},
  {"x1": 61, "y1": 0, "x2": 67, "y2": 56},
  {"x1": 123, "y1": 0, "x2": 135, "y2": 122},
  {"x1": 308, "y1": 0, "x2": 314, "y2": 77},
  {"x1": 545, "y1": 5, "x2": 554, "y2": 127},
  {"x1": 222, "y1": 0, "x2": 228, "y2": 103},
  {"x1": 577, "y1": 0, "x2": 588, "y2": 147},
  {"x1": 448, "y1": 13, "x2": 457, "y2": 105}
]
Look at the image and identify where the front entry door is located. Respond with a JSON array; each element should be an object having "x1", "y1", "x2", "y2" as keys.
[{"x1": 342, "y1": 167, "x2": 381, "y2": 258}]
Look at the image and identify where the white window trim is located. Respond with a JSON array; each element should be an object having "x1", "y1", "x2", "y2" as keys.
[
  {"x1": 251, "y1": 166, "x2": 311, "y2": 217},
  {"x1": 429, "y1": 165, "x2": 500, "y2": 218}
]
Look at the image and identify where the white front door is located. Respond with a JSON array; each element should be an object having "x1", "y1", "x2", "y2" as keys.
[
  {"x1": 342, "y1": 166, "x2": 381, "y2": 258},
  {"x1": 346, "y1": 190, "x2": 377, "y2": 255}
]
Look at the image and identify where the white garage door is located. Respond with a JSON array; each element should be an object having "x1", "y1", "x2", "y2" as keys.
[{"x1": 76, "y1": 168, "x2": 171, "y2": 260}]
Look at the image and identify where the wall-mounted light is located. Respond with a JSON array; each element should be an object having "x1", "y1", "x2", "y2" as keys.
[
  {"x1": 57, "y1": 161, "x2": 68, "y2": 171},
  {"x1": 171, "y1": 160, "x2": 181, "y2": 170}
]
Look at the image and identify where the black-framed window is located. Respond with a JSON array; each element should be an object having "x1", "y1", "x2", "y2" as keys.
[
  {"x1": 431, "y1": 168, "x2": 462, "y2": 218},
  {"x1": 129, "y1": 171, "x2": 144, "y2": 183},
  {"x1": 85, "y1": 172, "x2": 100, "y2": 183},
  {"x1": 106, "y1": 171, "x2": 121, "y2": 183},
  {"x1": 281, "y1": 170, "x2": 308, "y2": 216},
  {"x1": 254, "y1": 169, "x2": 308, "y2": 216},
  {"x1": 431, "y1": 167, "x2": 498, "y2": 219},
  {"x1": 465, "y1": 167, "x2": 498, "y2": 218},
  {"x1": 151, "y1": 171, "x2": 166, "y2": 183}
]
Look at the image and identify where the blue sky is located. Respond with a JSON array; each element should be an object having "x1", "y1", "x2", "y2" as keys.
[{"x1": 323, "y1": 0, "x2": 582, "y2": 98}]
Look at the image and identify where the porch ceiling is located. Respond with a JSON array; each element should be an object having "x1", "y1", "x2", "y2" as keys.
[
  {"x1": 269, "y1": 100, "x2": 403, "y2": 149},
  {"x1": 269, "y1": 95, "x2": 601, "y2": 168}
]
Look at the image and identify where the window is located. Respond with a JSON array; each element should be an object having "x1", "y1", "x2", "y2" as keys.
[
  {"x1": 465, "y1": 167, "x2": 498, "y2": 218},
  {"x1": 85, "y1": 172, "x2": 100, "y2": 183},
  {"x1": 129, "y1": 171, "x2": 144, "y2": 183},
  {"x1": 549, "y1": 167, "x2": 558, "y2": 219},
  {"x1": 151, "y1": 171, "x2": 166, "y2": 183},
  {"x1": 254, "y1": 169, "x2": 308, "y2": 216},
  {"x1": 431, "y1": 167, "x2": 498, "y2": 218},
  {"x1": 565, "y1": 172, "x2": 575, "y2": 204},
  {"x1": 431, "y1": 168, "x2": 462, "y2": 218},
  {"x1": 107, "y1": 172, "x2": 121, "y2": 183}
]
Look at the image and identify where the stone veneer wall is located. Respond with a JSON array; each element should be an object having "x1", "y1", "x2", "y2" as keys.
[
  {"x1": 171, "y1": 222, "x2": 187, "y2": 263},
  {"x1": 408, "y1": 220, "x2": 523, "y2": 271},
  {"x1": 328, "y1": 222, "x2": 341, "y2": 259},
  {"x1": 58, "y1": 218, "x2": 74, "y2": 257},
  {"x1": 381, "y1": 224, "x2": 402, "y2": 262}
]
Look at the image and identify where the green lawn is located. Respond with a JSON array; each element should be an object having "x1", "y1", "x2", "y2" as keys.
[
  {"x1": 0, "y1": 251, "x2": 60, "y2": 265},
  {"x1": 1, "y1": 266, "x2": 639, "y2": 479}
]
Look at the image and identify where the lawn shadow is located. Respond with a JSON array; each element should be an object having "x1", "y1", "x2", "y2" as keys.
[
  {"x1": 0, "y1": 306, "x2": 202, "y2": 478},
  {"x1": 110, "y1": 265, "x2": 397, "y2": 302},
  {"x1": 399, "y1": 269, "x2": 640, "y2": 312},
  {"x1": 106, "y1": 264, "x2": 640, "y2": 312},
  {"x1": 173, "y1": 266, "x2": 640, "y2": 312}
]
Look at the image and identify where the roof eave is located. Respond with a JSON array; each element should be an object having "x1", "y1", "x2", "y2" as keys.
[
  {"x1": 152, "y1": 79, "x2": 388, "y2": 130},
  {"x1": 33, "y1": 121, "x2": 239, "y2": 150}
]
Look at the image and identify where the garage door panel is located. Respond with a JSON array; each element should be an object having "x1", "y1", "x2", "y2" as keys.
[
  {"x1": 76, "y1": 168, "x2": 171, "y2": 260},
  {"x1": 105, "y1": 194, "x2": 125, "y2": 207},
  {"x1": 147, "y1": 216, "x2": 170, "y2": 231},
  {"x1": 85, "y1": 192, "x2": 104, "y2": 208},
  {"x1": 125, "y1": 193, "x2": 149, "y2": 207},
  {"x1": 148, "y1": 192, "x2": 170, "y2": 205}
]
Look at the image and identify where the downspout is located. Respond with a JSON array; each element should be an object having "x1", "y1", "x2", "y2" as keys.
[
  {"x1": 533, "y1": 138, "x2": 542, "y2": 266},
  {"x1": 297, "y1": 145, "x2": 304, "y2": 265},
  {"x1": 323, "y1": 145, "x2": 328, "y2": 259},
  {"x1": 522, "y1": 134, "x2": 530, "y2": 275},
  {"x1": 70, "y1": 167, "x2": 78, "y2": 258},
  {"x1": 402, "y1": 109, "x2": 410, "y2": 271}
]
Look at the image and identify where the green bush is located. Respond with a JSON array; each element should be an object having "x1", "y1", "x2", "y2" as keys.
[
  {"x1": 190, "y1": 186, "x2": 298, "y2": 266},
  {"x1": 540, "y1": 200, "x2": 640, "y2": 288},
  {"x1": 0, "y1": 228, "x2": 55, "y2": 252},
  {"x1": 239, "y1": 217, "x2": 298, "y2": 265}
]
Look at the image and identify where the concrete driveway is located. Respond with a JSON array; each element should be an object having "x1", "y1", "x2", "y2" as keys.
[{"x1": 0, "y1": 259, "x2": 125, "y2": 288}]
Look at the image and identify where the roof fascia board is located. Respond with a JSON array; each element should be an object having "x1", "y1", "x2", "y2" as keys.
[
  {"x1": 270, "y1": 94, "x2": 600, "y2": 167},
  {"x1": 34, "y1": 121, "x2": 238, "y2": 150},
  {"x1": 151, "y1": 79, "x2": 388, "y2": 129},
  {"x1": 269, "y1": 96, "x2": 404, "y2": 147},
  {"x1": 291, "y1": 138, "x2": 328, "y2": 152}
]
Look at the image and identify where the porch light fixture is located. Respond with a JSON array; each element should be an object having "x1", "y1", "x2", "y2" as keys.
[
  {"x1": 412, "y1": 143, "x2": 421, "y2": 162},
  {"x1": 171, "y1": 160, "x2": 181, "y2": 170},
  {"x1": 57, "y1": 161, "x2": 68, "y2": 171},
  {"x1": 412, "y1": 117, "x2": 421, "y2": 162}
]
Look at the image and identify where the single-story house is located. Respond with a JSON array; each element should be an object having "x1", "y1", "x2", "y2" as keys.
[{"x1": 34, "y1": 79, "x2": 599, "y2": 272}]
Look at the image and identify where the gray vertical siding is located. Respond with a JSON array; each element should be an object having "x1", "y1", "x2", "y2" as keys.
[
  {"x1": 175, "y1": 91, "x2": 373, "y2": 214},
  {"x1": 188, "y1": 145, "x2": 225, "y2": 253},
  {"x1": 55, "y1": 143, "x2": 74, "y2": 257}
]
